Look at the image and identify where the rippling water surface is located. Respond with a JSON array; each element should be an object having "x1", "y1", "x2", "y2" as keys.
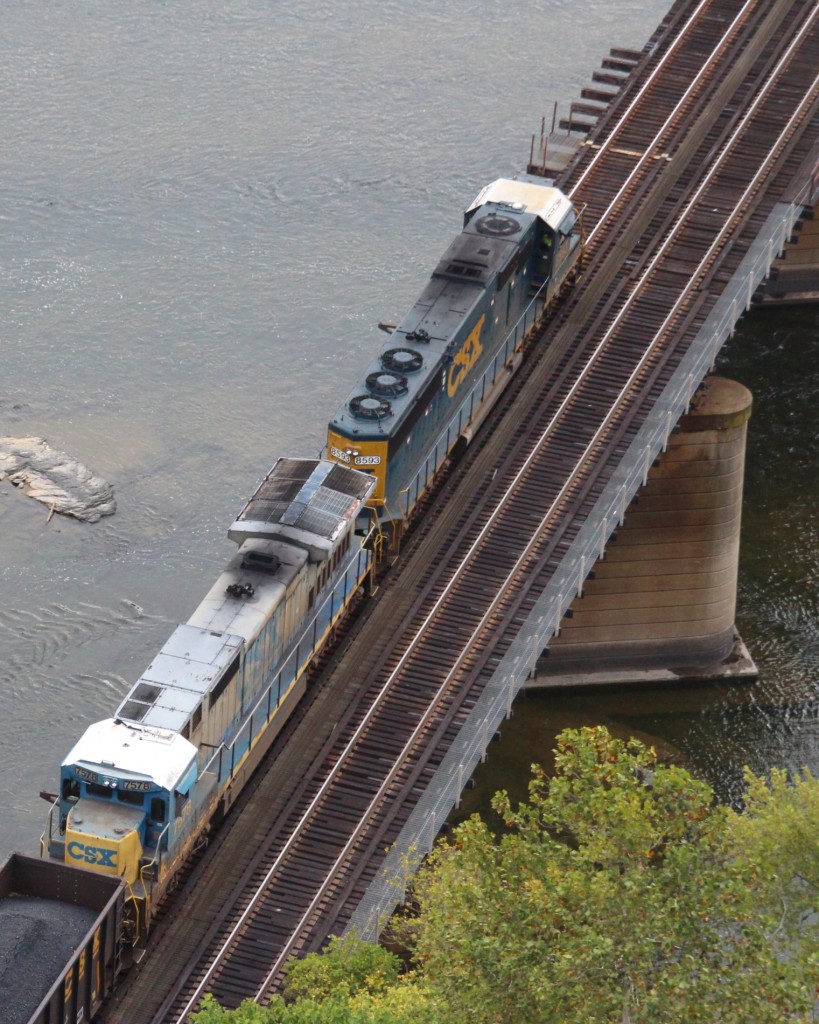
[{"x1": 1, "y1": 0, "x2": 814, "y2": 859}]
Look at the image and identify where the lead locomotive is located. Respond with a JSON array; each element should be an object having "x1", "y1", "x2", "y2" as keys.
[{"x1": 327, "y1": 175, "x2": 584, "y2": 529}]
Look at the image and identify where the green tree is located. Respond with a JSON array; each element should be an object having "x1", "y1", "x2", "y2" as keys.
[
  {"x1": 192, "y1": 727, "x2": 819, "y2": 1024},
  {"x1": 408, "y1": 727, "x2": 818, "y2": 1023},
  {"x1": 190, "y1": 937, "x2": 436, "y2": 1024}
]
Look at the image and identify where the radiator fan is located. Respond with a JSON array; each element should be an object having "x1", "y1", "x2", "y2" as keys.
[
  {"x1": 366, "y1": 370, "x2": 409, "y2": 397},
  {"x1": 349, "y1": 394, "x2": 393, "y2": 420},
  {"x1": 381, "y1": 347, "x2": 424, "y2": 373},
  {"x1": 475, "y1": 213, "x2": 521, "y2": 237}
]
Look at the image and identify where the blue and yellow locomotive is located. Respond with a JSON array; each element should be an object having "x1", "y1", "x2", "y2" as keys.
[
  {"x1": 42, "y1": 459, "x2": 375, "y2": 936},
  {"x1": 327, "y1": 175, "x2": 584, "y2": 526}
]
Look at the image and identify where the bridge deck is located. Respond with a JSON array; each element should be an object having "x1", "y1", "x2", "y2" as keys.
[{"x1": 100, "y1": 1, "x2": 819, "y2": 1019}]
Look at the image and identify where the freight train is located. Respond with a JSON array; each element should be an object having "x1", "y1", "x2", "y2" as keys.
[{"x1": 22, "y1": 174, "x2": 583, "y2": 1023}]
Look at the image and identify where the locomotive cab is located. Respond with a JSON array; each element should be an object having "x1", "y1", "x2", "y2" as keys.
[
  {"x1": 465, "y1": 175, "x2": 582, "y2": 294},
  {"x1": 50, "y1": 718, "x2": 198, "y2": 886}
]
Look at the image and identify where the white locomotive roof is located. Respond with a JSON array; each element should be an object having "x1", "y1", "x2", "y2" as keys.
[
  {"x1": 188, "y1": 538, "x2": 306, "y2": 640},
  {"x1": 467, "y1": 177, "x2": 574, "y2": 231},
  {"x1": 63, "y1": 718, "x2": 197, "y2": 792},
  {"x1": 115, "y1": 624, "x2": 244, "y2": 732},
  {"x1": 229, "y1": 458, "x2": 375, "y2": 556}
]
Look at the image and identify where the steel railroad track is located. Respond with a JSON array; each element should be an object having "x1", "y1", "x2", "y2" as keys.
[{"x1": 100, "y1": 2, "x2": 819, "y2": 1019}]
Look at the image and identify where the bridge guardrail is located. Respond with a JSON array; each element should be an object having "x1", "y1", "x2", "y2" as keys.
[{"x1": 344, "y1": 190, "x2": 814, "y2": 942}]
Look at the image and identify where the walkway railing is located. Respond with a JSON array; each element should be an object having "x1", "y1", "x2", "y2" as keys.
[{"x1": 395, "y1": 279, "x2": 552, "y2": 520}]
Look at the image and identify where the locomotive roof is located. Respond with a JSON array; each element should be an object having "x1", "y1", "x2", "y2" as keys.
[
  {"x1": 63, "y1": 718, "x2": 197, "y2": 792},
  {"x1": 229, "y1": 458, "x2": 374, "y2": 551},
  {"x1": 188, "y1": 537, "x2": 306, "y2": 640},
  {"x1": 115, "y1": 625, "x2": 244, "y2": 733},
  {"x1": 466, "y1": 177, "x2": 574, "y2": 231}
]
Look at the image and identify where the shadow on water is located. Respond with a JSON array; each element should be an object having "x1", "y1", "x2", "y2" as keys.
[{"x1": 457, "y1": 304, "x2": 819, "y2": 826}]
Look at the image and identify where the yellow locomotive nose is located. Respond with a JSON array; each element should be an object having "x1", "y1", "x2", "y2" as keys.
[{"x1": 65, "y1": 799, "x2": 144, "y2": 884}]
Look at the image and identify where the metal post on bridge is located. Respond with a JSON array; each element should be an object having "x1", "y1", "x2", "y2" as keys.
[
  {"x1": 427, "y1": 813, "x2": 437, "y2": 854},
  {"x1": 642, "y1": 444, "x2": 652, "y2": 486}
]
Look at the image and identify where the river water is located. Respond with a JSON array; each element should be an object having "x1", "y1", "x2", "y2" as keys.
[{"x1": 1, "y1": 0, "x2": 815, "y2": 861}]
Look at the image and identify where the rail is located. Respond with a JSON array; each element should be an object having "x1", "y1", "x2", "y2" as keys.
[{"x1": 344, "y1": 181, "x2": 817, "y2": 942}]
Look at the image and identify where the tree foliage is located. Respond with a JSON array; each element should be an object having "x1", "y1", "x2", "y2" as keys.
[
  {"x1": 192, "y1": 727, "x2": 819, "y2": 1024},
  {"x1": 189, "y1": 937, "x2": 436, "y2": 1024},
  {"x1": 410, "y1": 727, "x2": 818, "y2": 1023}
]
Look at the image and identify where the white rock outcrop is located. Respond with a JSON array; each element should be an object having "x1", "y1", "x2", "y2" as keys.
[{"x1": 0, "y1": 436, "x2": 116, "y2": 523}]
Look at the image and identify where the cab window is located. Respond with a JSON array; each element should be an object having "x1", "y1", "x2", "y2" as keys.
[
  {"x1": 175, "y1": 791, "x2": 189, "y2": 818},
  {"x1": 62, "y1": 778, "x2": 80, "y2": 804},
  {"x1": 118, "y1": 790, "x2": 144, "y2": 807},
  {"x1": 150, "y1": 797, "x2": 166, "y2": 823}
]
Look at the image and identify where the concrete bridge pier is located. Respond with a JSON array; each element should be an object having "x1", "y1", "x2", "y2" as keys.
[{"x1": 530, "y1": 376, "x2": 757, "y2": 690}]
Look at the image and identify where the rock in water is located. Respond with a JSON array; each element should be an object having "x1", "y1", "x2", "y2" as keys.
[{"x1": 0, "y1": 436, "x2": 116, "y2": 523}]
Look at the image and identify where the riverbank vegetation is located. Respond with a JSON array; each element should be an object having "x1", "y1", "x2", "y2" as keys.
[{"x1": 191, "y1": 726, "x2": 819, "y2": 1023}]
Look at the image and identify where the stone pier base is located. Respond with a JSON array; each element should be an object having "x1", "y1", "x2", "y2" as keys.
[{"x1": 529, "y1": 376, "x2": 758, "y2": 691}]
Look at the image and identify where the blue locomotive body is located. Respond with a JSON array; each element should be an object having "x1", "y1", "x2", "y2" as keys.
[{"x1": 327, "y1": 176, "x2": 583, "y2": 525}]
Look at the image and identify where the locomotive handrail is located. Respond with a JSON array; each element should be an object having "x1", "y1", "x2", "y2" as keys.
[
  {"x1": 395, "y1": 272, "x2": 558, "y2": 520},
  {"x1": 139, "y1": 823, "x2": 171, "y2": 889},
  {"x1": 199, "y1": 742, "x2": 229, "y2": 784},
  {"x1": 38, "y1": 797, "x2": 59, "y2": 857},
  {"x1": 196, "y1": 531, "x2": 377, "y2": 789}
]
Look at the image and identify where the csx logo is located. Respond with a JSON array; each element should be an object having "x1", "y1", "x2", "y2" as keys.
[
  {"x1": 67, "y1": 841, "x2": 117, "y2": 868},
  {"x1": 447, "y1": 315, "x2": 485, "y2": 398}
]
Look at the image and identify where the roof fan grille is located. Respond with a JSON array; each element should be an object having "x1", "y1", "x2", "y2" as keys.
[
  {"x1": 475, "y1": 213, "x2": 521, "y2": 237},
  {"x1": 381, "y1": 348, "x2": 423, "y2": 373},
  {"x1": 349, "y1": 394, "x2": 393, "y2": 421},
  {"x1": 365, "y1": 371, "x2": 409, "y2": 397}
]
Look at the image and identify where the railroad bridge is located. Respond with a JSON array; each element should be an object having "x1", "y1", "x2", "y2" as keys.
[{"x1": 104, "y1": 0, "x2": 819, "y2": 1019}]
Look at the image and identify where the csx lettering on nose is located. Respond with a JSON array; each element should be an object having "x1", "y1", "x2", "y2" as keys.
[{"x1": 67, "y1": 841, "x2": 117, "y2": 867}]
